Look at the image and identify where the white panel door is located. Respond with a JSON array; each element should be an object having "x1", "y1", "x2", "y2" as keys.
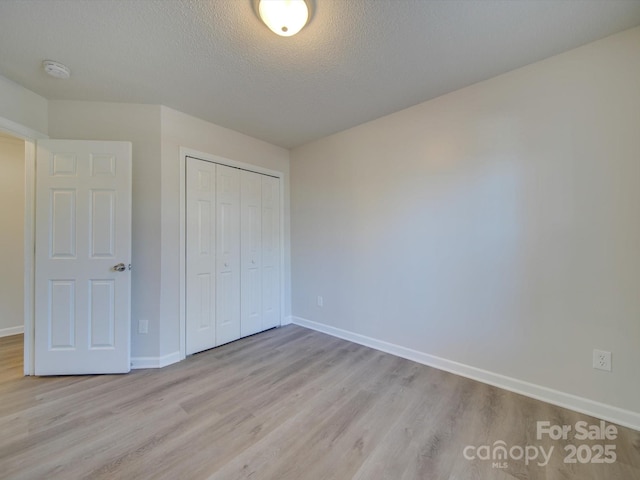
[
  {"x1": 35, "y1": 140, "x2": 132, "y2": 375},
  {"x1": 240, "y1": 171, "x2": 262, "y2": 337},
  {"x1": 216, "y1": 165, "x2": 241, "y2": 345},
  {"x1": 261, "y1": 175, "x2": 281, "y2": 329},
  {"x1": 186, "y1": 158, "x2": 216, "y2": 354}
]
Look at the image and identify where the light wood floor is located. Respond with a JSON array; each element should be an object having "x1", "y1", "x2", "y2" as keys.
[{"x1": 1, "y1": 326, "x2": 639, "y2": 479}]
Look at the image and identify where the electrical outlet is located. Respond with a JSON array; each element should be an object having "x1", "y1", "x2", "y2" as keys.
[
  {"x1": 317, "y1": 296, "x2": 323, "y2": 307},
  {"x1": 593, "y1": 349, "x2": 611, "y2": 372},
  {"x1": 138, "y1": 319, "x2": 149, "y2": 334}
]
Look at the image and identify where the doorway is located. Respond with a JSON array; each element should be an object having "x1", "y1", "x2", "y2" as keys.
[
  {"x1": 0, "y1": 132, "x2": 25, "y2": 371},
  {"x1": 0, "y1": 117, "x2": 44, "y2": 376}
]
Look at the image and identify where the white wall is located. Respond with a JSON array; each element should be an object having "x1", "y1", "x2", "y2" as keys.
[
  {"x1": 291, "y1": 27, "x2": 640, "y2": 417},
  {"x1": 0, "y1": 133, "x2": 25, "y2": 335},
  {"x1": 48, "y1": 101, "x2": 163, "y2": 358},
  {"x1": 159, "y1": 106, "x2": 290, "y2": 358},
  {"x1": 0, "y1": 75, "x2": 47, "y2": 136}
]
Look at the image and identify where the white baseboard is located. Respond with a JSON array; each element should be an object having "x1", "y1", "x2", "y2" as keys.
[
  {"x1": 281, "y1": 316, "x2": 293, "y2": 326},
  {"x1": 291, "y1": 316, "x2": 640, "y2": 432},
  {"x1": 0, "y1": 326, "x2": 24, "y2": 338},
  {"x1": 131, "y1": 350, "x2": 181, "y2": 369}
]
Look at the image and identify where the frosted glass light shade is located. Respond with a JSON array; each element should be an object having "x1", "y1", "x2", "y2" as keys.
[{"x1": 258, "y1": 0, "x2": 310, "y2": 37}]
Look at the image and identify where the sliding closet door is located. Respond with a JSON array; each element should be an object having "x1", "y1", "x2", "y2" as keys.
[
  {"x1": 186, "y1": 158, "x2": 216, "y2": 355},
  {"x1": 216, "y1": 165, "x2": 241, "y2": 345},
  {"x1": 261, "y1": 175, "x2": 281, "y2": 330},
  {"x1": 241, "y1": 171, "x2": 263, "y2": 337}
]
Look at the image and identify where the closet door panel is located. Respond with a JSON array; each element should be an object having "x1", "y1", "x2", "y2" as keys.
[
  {"x1": 186, "y1": 158, "x2": 216, "y2": 354},
  {"x1": 262, "y1": 175, "x2": 281, "y2": 329},
  {"x1": 241, "y1": 171, "x2": 263, "y2": 337},
  {"x1": 216, "y1": 165, "x2": 241, "y2": 345}
]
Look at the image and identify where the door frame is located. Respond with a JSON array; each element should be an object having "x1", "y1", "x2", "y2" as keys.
[
  {"x1": 178, "y1": 147, "x2": 285, "y2": 360},
  {"x1": 0, "y1": 115, "x2": 48, "y2": 375}
]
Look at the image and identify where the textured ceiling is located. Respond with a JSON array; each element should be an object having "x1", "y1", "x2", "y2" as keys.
[{"x1": 0, "y1": 0, "x2": 639, "y2": 148}]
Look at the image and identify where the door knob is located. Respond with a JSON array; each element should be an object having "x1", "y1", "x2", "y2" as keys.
[{"x1": 113, "y1": 263, "x2": 126, "y2": 272}]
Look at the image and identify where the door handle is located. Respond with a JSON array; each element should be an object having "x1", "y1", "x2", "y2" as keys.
[{"x1": 113, "y1": 263, "x2": 127, "y2": 272}]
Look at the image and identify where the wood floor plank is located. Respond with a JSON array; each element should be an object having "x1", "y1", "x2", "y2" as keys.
[{"x1": 0, "y1": 328, "x2": 639, "y2": 480}]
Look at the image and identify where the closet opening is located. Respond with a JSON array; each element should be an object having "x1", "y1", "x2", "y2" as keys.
[{"x1": 179, "y1": 150, "x2": 284, "y2": 359}]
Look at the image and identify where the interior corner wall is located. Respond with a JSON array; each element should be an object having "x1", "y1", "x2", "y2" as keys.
[
  {"x1": 290, "y1": 26, "x2": 640, "y2": 415},
  {"x1": 0, "y1": 134, "x2": 25, "y2": 334},
  {"x1": 0, "y1": 75, "x2": 48, "y2": 136},
  {"x1": 48, "y1": 100, "x2": 163, "y2": 359},
  {"x1": 159, "y1": 106, "x2": 291, "y2": 358}
]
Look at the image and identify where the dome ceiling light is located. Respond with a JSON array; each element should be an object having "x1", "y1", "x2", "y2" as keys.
[{"x1": 254, "y1": 0, "x2": 313, "y2": 37}]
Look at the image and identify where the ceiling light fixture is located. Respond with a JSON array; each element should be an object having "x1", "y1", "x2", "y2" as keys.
[
  {"x1": 43, "y1": 60, "x2": 71, "y2": 79},
  {"x1": 254, "y1": 0, "x2": 312, "y2": 37}
]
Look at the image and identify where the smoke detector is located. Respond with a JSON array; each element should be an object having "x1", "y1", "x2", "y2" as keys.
[{"x1": 43, "y1": 60, "x2": 71, "y2": 79}]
